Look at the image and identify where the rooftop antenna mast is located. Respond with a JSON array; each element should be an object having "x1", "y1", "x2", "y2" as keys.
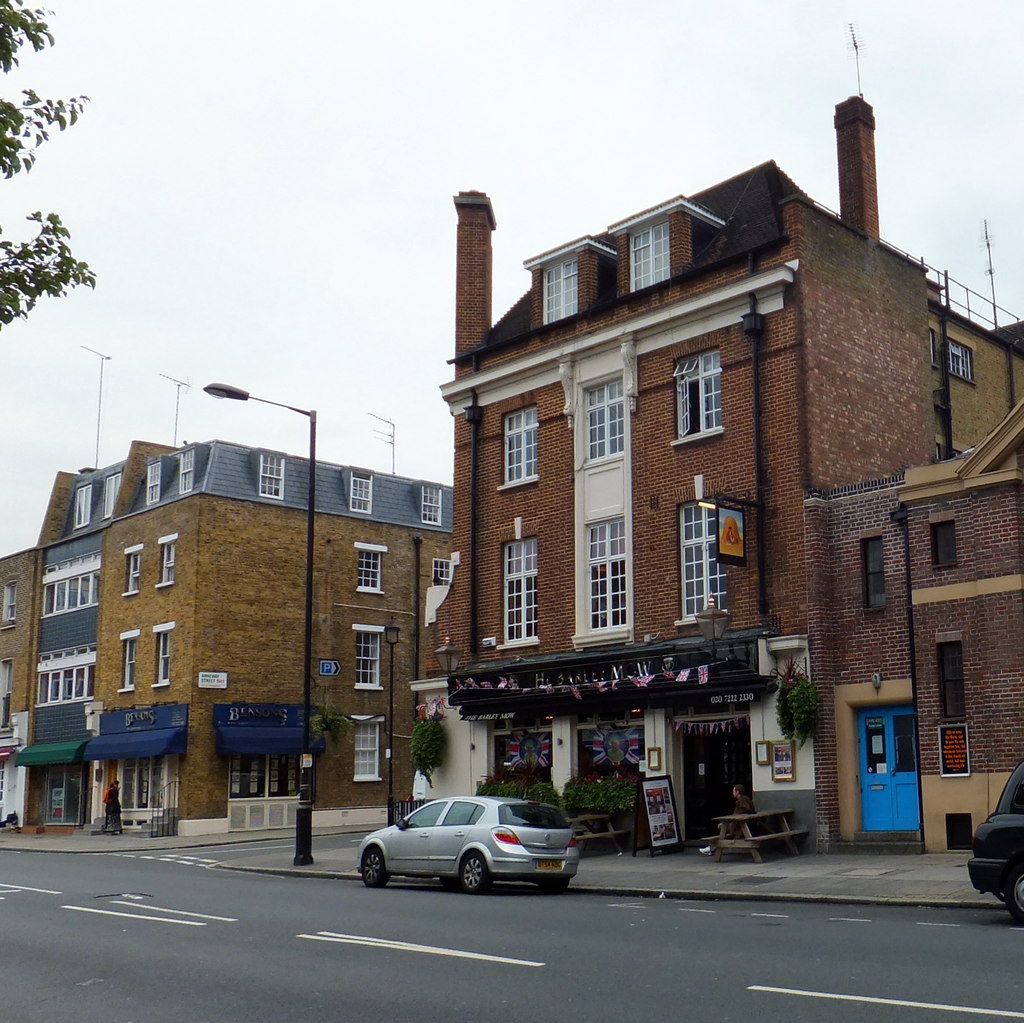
[
  {"x1": 848, "y1": 24, "x2": 864, "y2": 97},
  {"x1": 160, "y1": 372, "x2": 191, "y2": 446},
  {"x1": 982, "y1": 219, "x2": 999, "y2": 328},
  {"x1": 81, "y1": 345, "x2": 111, "y2": 466},
  {"x1": 368, "y1": 412, "x2": 396, "y2": 475}
]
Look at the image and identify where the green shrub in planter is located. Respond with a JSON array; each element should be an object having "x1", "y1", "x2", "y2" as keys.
[
  {"x1": 476, "y1": 778, "x2": 560, "y2": 806},
  {"x1": 561, "y1": 775, "x2": 636, "y2": 814},
  {"x1": 410, "y1": 719, "x2": 446, "y2": 786}
]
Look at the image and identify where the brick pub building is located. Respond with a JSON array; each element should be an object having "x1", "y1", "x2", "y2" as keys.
[{"x1": 431, "y1": 95, "x2": 1024, "y2": 851}]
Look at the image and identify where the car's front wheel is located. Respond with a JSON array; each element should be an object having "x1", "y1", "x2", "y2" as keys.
[
  {"x1": 459, "y1": 851, "x2": 492, "y2": 894},
  {"x1": 360, "y1": 846, "x2": 390, "y2": 888},
  {"x1": 1005, "y1": 862, "x2": 1024, "y2": 925}
]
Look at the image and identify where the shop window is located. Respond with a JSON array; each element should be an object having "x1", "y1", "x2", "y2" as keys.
[
  {"x1": 121, "y1": 756, "x2": 165, "y2": 810},
  {"x1": 229, "y1": 754, "x2": 299, "y2": 798},
  {"x1": 492, "y1": 729, "x2": 552, "y2": 783},
  {"x1": 576, "y1": 723, "x2": 645, "y2": 779}
]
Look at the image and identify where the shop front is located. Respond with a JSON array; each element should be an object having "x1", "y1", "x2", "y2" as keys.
[
  {"x1": 14, "y1": 740, "x2": 90, "y2": 826},
  {"x1": 448, "y1": 632, "x2": 773, "y2": 840},
  {"x1": 213, "y1": 703, "x2": 325, "y2": 831},
  {"x1": 83, "y1": 703, "x2": 188, "y2": 831}
]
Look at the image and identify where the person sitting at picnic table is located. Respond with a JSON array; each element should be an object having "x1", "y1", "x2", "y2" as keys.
[{"x1": 700, "y1": 783, "x2": 755, "y2": 855}]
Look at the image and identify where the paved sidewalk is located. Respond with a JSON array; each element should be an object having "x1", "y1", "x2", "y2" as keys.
[{"x1": 0, "y1": 824, "x2": 995, "y2": 911}]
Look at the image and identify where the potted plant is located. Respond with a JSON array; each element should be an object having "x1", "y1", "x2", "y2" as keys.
[
  {"x1": 410, "y1": 718, "x2": 446, "y2": 787},
  {"x1": 476, "y1": 763, "x2": 559, "y2": 806}
]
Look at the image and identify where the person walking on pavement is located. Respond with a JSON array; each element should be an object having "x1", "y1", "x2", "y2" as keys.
[
  {"x1": 700, "y1": 783, "x2": 755, "y2": 855},
  {"x1": 102, "y1": 779, "x2": 123, "y2": 834}
]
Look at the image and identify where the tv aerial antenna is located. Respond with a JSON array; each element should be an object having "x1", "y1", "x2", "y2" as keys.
[
  {"x1": 81, "y1": 346, "x2": 111, "y2": 466},
  {"x1": 982, "y1": 219, "x2": 999, "y2": 328},
  {"x1": 368, "y1": 412, "x2": 396, "y2": 475},
  {"x1": 160, "y1": 373, "x2": 191, "y2": 446},
  {"x1": 848, "y1": 24, "x2": 864, "y2": 97}
]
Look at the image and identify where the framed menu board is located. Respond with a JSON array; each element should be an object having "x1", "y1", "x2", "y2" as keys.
[
  {"x1": 939, "y1": 723, "x2": 970, "y2": 777},
  {"x1": 634, "y1": 775, "x2": 682, "y2": 856}
]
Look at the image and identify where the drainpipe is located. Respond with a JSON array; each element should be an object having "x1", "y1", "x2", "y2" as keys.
[
  {"x1": 741, "y1": 299, "x2": 769, "y2": 619},
  {"x1": 412, "y1": 533, "x2": 422, "y2": 676},
  {"x1": 938, "y1": 275, "x2": 954, "y2": 457},
  {"x1": 889, "y1": 503, "x2": 926, "y2": 848},
  {"x1": 464, "y1": 393, "x2": 482, "y2": 655}
]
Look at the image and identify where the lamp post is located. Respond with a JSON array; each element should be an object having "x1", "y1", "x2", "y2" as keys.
[
  {"x1": 204, "y1": 382, "x2": 317, "y2": 866},
  {"x1": 384, "y1": 619, "x2": 400, "y2": 826},
  {"x1": 695, "y1": 594, "x2": 731, "y2": 661}
]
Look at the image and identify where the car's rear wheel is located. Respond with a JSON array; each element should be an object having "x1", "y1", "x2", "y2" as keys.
[
  {"x1": 360, "y1": 846, "x2": 390, "y2": 888},
  {"x1": 459, "y1": 851, "x2": 492, "y2": 894},
  {"x1": 1005, "y1": 863, "x2": 1024, "y2": 925},
  {"x1": 537, "y1": 878, "x2": 570, "y2": 894}
]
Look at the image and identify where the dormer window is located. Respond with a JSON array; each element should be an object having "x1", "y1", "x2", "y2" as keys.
[
  {"x1": 259, "y1": 453, "x2": 285, "y2": 499},
  {"x1": 544, "y1": 258, "x2": 578, "y2": 323},
  {"x1": 350, "y1": 473, "x2": 372, "y2": 513},
  {"x1": 74, "y1": 484, "x2": 92, "y2": 528},
  {"x1": 146, "y1": 461, "x2": 162, "y2": 505},
  {"x1": 631, "y1": 221, "x2": 669, "y2": 290}
]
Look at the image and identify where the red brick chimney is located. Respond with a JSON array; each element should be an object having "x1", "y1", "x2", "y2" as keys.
[
  {"x1": 453, "y1": 191, "x2": 496, "y2": 355},
  {"x1": 834, "y1": 96, "x2": 879, "y2": 240}
]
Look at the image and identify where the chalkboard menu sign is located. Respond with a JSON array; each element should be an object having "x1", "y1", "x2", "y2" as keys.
[{"x1": 939, "y1": 723, "x2": 970, "y2": 777}]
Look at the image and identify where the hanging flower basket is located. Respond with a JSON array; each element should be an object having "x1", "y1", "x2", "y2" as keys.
[{"x1": 775, "y1": 658, "x2": 820, "y2": 748}]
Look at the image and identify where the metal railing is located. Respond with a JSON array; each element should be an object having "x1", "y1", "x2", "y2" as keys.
[
  {"x1": 150, "y1": 779, "x2": 180, "y2": 838},
  {"x1": 388, "y1": 798, "x2": 424, "y2": 826}
]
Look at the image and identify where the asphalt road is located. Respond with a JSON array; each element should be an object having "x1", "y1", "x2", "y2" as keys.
[{"x1": 1, "y1": 845, "x2": 1022, "y2": 1023}]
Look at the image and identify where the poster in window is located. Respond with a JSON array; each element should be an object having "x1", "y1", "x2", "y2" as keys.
[
  {"x1": 938, "y1": 723, "x2": 970, "y2": 777},
  {"x1": 716, "y1": 505, "x2": 746, "y2": 566}
]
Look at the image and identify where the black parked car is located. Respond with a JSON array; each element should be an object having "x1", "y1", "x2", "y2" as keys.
[{"x1": 968, "y1": 758, "x2": 1024, "y2": 924}]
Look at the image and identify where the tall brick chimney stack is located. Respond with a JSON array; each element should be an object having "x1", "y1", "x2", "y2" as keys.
[
  {"x1": 834, "y1": 96, "x2": 879, "y2": 241},
  {"x1": 453, "y1": 191, "x2": 496, "y2": 356}
]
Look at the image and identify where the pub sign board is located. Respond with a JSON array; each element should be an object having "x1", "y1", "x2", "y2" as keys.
[{"x1": 939, "y1": 722, "x2": 970, "y2": 777}]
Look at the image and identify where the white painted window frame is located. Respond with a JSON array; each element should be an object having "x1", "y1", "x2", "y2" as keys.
[
  {"x1": 504, "y1": 406, "x2": 539, "y2": 484},
  {"x1": 543, "y1": 257, "x2": 578, "y2": 323},
  {"x1": 504, "y1": 538, "x2": 538, "y2": 643},
  {"x1": 259, "y1": 453, "x2": 285, "y2": 499}
]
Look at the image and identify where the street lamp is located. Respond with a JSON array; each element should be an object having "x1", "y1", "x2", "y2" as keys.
[
  {"x1": 695, "y1": 594, "x2": 731, "y2": 661},
  {"x1": 384, "y1": 619, "x2": 400, "y2": 826},
  {"x1": 435, "y1": 638, "x2": 462, "y2": 680},
  {"x1": 204, "y1": 382, "x2": 317, "y2": 867}
]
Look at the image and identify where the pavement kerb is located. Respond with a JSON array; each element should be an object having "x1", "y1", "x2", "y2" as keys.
[{"x1": 210, "y1": 860, "x2": 996, "y2": 911}]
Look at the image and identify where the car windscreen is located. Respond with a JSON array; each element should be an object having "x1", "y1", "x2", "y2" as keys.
[{"x1": 499, "y1": 803, "x2": 568, "y2": 829}]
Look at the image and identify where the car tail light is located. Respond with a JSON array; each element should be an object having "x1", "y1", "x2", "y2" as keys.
[
  {"x1": 568, "y1": 835, "x2": 578, "y2": 848},
  {"x1": 491, "y1": 828, "x2": 522, "y2": 846}
]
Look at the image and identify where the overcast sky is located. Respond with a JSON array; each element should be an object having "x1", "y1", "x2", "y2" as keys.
[{"x1": 2, "y1": 1, "x2": 1023, "y2": 554}]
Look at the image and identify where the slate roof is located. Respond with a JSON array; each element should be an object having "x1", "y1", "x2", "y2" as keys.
[
  {"x1": 478, "y1": 161, "x2": 805, "y2": 353},
  {"x1": 55, "y1": 441, "x2": 452, "y2": 543}
]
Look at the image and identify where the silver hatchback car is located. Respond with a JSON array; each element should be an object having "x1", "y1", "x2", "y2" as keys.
[{"x1": 357, "y1": 795, "x2": 580, "y2": 894}]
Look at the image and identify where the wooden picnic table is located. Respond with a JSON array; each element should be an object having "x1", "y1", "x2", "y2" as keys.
[
  {"x1": 567, "y1": 813, "x2": 630, "y2": 854},
  {"x1": 705, "y1": 807, "x2": 807, "y2": 863}
]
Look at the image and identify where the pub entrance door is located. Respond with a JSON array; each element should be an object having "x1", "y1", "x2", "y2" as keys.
[{"x1": 680, "y1": 718, "x2": 751, "y2": 841}]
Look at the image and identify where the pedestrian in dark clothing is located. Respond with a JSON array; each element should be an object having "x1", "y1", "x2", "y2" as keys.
[
  {"x1": 700, "y1": 783, "x2": 756, "y2": 854},
  {"x1": 102, "y1": 780, "x2": 123, "y2": 834}
]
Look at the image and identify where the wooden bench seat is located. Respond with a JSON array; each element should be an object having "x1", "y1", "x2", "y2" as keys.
[
  {"x1": 568, "y1": 813, "x2": 630, "y2": 853},
  {"x1": 706, "y1": 809, "x2": 807, "y2": 863}
]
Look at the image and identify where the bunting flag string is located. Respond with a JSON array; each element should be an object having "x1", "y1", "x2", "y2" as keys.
[
  {"x1": 672, "y1": 715, "x2": 748, "y2": 735},
  {"x1": 450, "y1": 661, "x2": 717, "y2": 699}
]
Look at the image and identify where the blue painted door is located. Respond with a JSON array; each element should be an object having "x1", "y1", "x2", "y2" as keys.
[{"x1": 858, "y1": 706, "x2": 919, "y2": 831}]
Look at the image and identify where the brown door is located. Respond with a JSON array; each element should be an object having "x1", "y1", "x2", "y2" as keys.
[{"x1": 681, "y1": 720, "x2": 751, "y2": 840}]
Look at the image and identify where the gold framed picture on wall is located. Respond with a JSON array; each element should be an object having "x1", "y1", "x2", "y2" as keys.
[{"x1": 771, "y1": 740, "x2": 796, "y2": 782}]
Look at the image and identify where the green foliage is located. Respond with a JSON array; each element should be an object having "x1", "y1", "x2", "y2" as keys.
[
  {"x1": 410, "y1": 719, "x2": 446, "y2": 786},
  {"x1": 476, "y1": 779, "x2": 560, "y2": 806},
  {"x1": 561, "y1": 775, "x2": 636, "y2": 814},
  {"x1": 309, "y1": 696, "x2": 350, "y2": 747},
  {"x1": 0, "y1": 1, "x2": 93, "y2": 328},
  {"x1": 775, "y1": 659, "x2": 820, "y2": 747}
]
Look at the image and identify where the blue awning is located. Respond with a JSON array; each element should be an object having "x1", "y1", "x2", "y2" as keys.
[
  {"x1": 84, "y1": 727, "x2": 188, "y2": 761},
  {"x1": 215, "y1": 726, "x2": 325, "y2": 756}
]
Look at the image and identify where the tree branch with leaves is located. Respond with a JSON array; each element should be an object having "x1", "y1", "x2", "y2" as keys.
[{"x1": 0, "y1": 1, "x2": 93, "y2": 328}]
